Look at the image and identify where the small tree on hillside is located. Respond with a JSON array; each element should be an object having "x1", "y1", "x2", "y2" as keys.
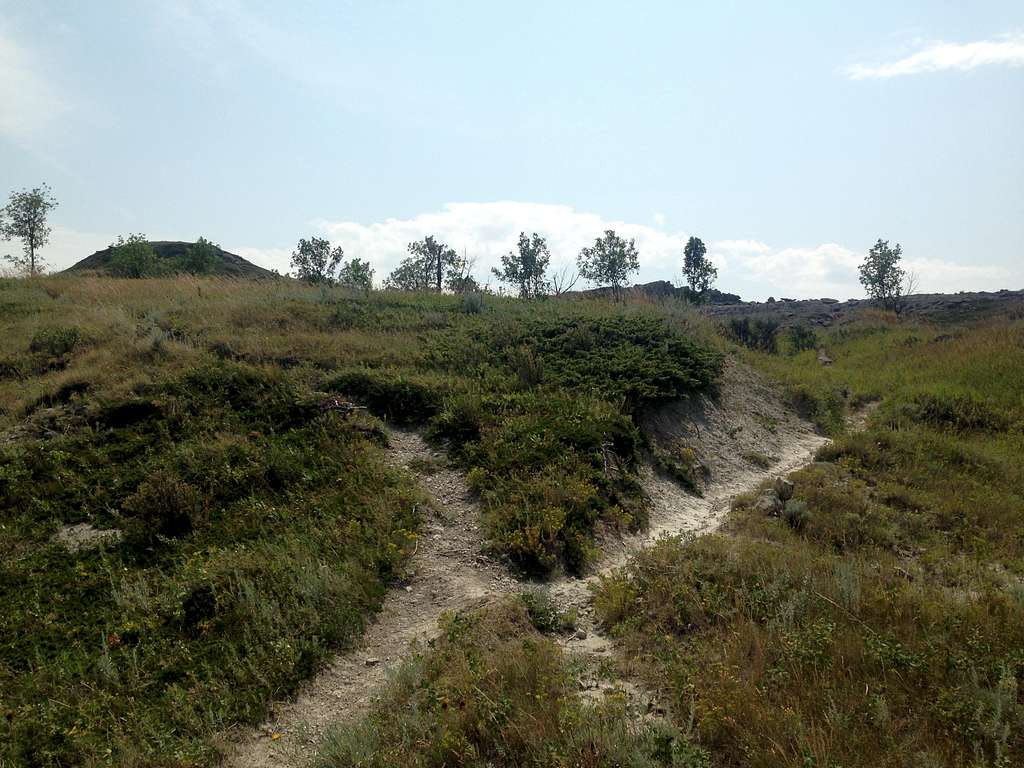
[
  {"x1": 291, "y1": 236, "x2": 344, "y2": 284},
  {"x1": 411, "y1": 235, "x2": 458, "y2": 292},
  {"x1": 492, "y1": 232, "x2": 551, "y2": 298},
  {"x1": 682, "y1": 236, "x2": 717, "y2": 300},
  {"x1": 1, "y1": 184, "x2": 58, "y2": 276},
  {"x1": 181, "y1": 237, "x2": 219, "y2": 274},
  {"x1": 384, "y1": 256, "x2": 431, "y2": 291},
  {"x1": 337, "y1": 257, "x2": 374, "y2": 291},
  {"x1": 109, "y1": 234, "x2": 160, "y2": 278},
  {"x1": 385, "y1": 236, "x2": 459, "y2": 292},
  {"x1": 577, "y1": 229, "x2": 640, "y2": 298},
  {"x1": 859, "y1": 239, "x2": 905, "y2": 309}
]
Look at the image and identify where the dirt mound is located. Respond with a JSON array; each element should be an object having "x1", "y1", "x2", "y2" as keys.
[{"x1": 64, "y1": 241, "x2": 277, "y2": 279}]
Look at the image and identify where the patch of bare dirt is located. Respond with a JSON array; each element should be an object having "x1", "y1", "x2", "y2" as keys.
[
  {"x1": 52, "y1": 522, "x2": 122, "y2": 553},
  {"x1": 550, "y1": 356, "x2": 828, "y2": 686},
  {"x1": 219, "y1": 430, "x2": 518, "y2": 768}
]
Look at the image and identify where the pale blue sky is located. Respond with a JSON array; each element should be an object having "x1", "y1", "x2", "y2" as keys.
[{"x1": 2, "y1": 1, "x2": 1022, "y2": 298}]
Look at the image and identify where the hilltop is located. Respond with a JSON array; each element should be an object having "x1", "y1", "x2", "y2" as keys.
[{"x1": 64, "y1": 240, "x2": 278, "y2": 279}]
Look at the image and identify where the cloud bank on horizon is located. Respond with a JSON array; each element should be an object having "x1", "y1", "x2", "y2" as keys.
[
  {"x1": 846, "y1": 32, "x2": 1024, "y2": 79},
  {"x1": 38, "y1": 202, "x2": 1021, "y2": 301},
  {"x1": 230, "y1": 202, "x2": 1016, "y2": 301}
]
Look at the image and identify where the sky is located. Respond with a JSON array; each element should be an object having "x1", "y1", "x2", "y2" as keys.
[{"x1": 1, "y1": 0, "x2": 1022, "y2": 299}]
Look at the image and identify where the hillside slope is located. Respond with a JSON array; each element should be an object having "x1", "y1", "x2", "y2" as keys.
[{"x1": 64, "y1": 240, "x2": 278, "y2": 278}]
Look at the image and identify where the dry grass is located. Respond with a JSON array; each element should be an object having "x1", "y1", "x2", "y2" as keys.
[{"x1": 595, "y1": 317, "x2": 1024, "y2": 768}]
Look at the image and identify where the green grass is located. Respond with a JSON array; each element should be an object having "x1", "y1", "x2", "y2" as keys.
[
  {"x1": 595, "y1": 317, "x2": 1024, "y2": 767},
  {"x1": 0, "y1": 276, "x2": 719, "y2": 766},
  {"x1": 316, "y1": 600, "x2": 710, "y2": 768}
]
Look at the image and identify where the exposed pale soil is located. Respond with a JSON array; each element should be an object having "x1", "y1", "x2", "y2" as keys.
[
  {"x1": 221, "y1": 357, "x2": 831, "y2": 766},
  {"x1": 220, "y1": 430, "x2": 519, "y2": 767}
]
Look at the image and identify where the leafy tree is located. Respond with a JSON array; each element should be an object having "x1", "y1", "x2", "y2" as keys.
[
  {"x1": 181, "y1": 237, "x2": 219, "y2": 275},
  {"x1": 682, "y1": 236, "x2": 717, "y2": 299},
  {"x1": 412, "y1": 235, "x2": 458, "y2": 292},
  {"x1": 337, "y1": 257, "x2": 374, "y2": 291},
  {"x1": 109, "y1": 234, "x2": 160, "y2": 278},
  {"x1": 384, "y1": 256, "x2": 431, "y2": 291},
  {"x1": 291, "y1": 236, "x2": 344, "y2": 284},
  {"x1": 859, "y1": 239, "x2": 905, "y2": 308},
  {"x1": 385, "y1": 236, "x2": 459, "y2": 292},
  {"x1": 1, "y1": 184, "x2": 58, "y2": 276},
  {"x1": 577, "y1": 229, "x2": 640, "y2": 297},
  {"x1": 492, "y1": 232, "x2": 551, "y2": 298}
]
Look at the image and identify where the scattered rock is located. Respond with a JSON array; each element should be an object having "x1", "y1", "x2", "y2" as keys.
[
  {"x1": 364, "y1": 657, "x2": 381, "y2": 667},
  {"x1": 774, "y1": 477, "x2": 795, "y2": 501},
  {"x1": 754, "y1": 490, "x2": 783, "y2": 516},
  {"x1": 816, "y1": 349, "x2": 833, "y2": 366},
  {"x1": 52, "y1": 523, "x2": 122, "y2": 553},
  {"x1": 574, "y1": 628, "x2": 588, "y2": 640}
]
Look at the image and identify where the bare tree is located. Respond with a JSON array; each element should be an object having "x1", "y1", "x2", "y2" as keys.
[
  {"x1": 894, "y1": 269, "x2": 920, "y2": 318},
  {"x1": 550, "y1": 263, "x2": 580, "y2": 297},
  {"x1": 447, "y1": 249, "x2": 480, "y2": 293}
]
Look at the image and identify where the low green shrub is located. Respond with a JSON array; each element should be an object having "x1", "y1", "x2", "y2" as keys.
[
  {"x1": 326, "y1": 369, "x2": 445, "y2": 424},
  {"x1": 725, "y1": 316, "x2": 779, "y2": 353},
  {"x1": 29, "y1": 325, "x2": 83, "y2": 357},
  {"x1": 786, "y1": 324, "x2": 818, "y2": 353},
  {"x1": 518, "y1": 587, "x2": 576, "y2": 633},
  {"x1": 901, "y1": 390, "x2": 1008, "y2": 434}
]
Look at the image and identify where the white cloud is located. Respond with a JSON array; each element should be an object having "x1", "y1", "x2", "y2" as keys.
[
  {"x1": 37, "y1": 203, "x2": 1018, "y2": 298},
  {"x1": 846, "y1": 32, "x2": 1024, "y2": 79},
  {"x1": 711, "y1": 239, "x2": 1020, "y2": 299},
  {"x1": 231, "y1": 203, "x2": 1018, "y2": 300},
  {"x1": 0, "y1": 28, "x2": 68, "y2": 144},
  {"x1": 311, "y1": 201, "x2": 693, "y2": 290}
]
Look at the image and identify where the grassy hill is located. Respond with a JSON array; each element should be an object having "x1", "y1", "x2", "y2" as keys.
[
  {"x1": 0, "y1": 276, "x2": 719, "y2": 766},
  {"x1": 1, "y1": 274, "x2": 1022, "y2": 767},
  {"x1": 63, "y1": 241, "x2": 278, "y2": 279}
]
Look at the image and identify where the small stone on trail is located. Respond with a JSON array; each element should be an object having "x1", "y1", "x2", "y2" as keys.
[
  {"x1": 574, "y1": 628, "x2": 588, "y2": 640},
  {"x1": 364, "y1": 657, "x2": 381, "y2": 667}
]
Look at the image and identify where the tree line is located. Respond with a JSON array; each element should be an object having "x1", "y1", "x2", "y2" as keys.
[
  {"x1": 3, "y1": 183, "x2": 916, "y2": 307},
  {"x1": 292, "y1": 228, "x2": 723, "y2": 301}
]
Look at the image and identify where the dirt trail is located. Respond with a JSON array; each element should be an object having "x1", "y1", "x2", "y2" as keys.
[
  {"x1": 221, "y1": 430, "x2": 518, "y2": 768},
  {"x1": 222, "y1": 359, "x2": 833, "y2": 766},
  {"x1": 551, "y1": 427, "x2": 827, "y2": 660},
  {"x1": 552, "y1": 360, "x2": 829, "y2": 660}
]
